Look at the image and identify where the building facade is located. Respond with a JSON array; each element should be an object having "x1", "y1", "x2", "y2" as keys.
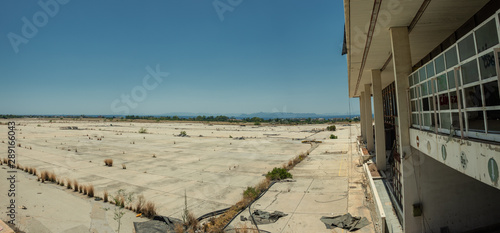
[{"x1": 344, "y1": 1, "x2": 500, "y2": 232}]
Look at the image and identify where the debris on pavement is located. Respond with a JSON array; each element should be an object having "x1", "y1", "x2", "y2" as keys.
[
  {"x1": 320, "y1": 213, "x2": 370, "y2": 231},
  {"x1": 242, "y1": 210, "x2": 288, "y2": 225}
]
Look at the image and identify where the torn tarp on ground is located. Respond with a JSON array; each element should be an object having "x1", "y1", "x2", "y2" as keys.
[
  {"x1": 134, "y1": 216, "x2": 183, "y2": 233},
  {"x1": 320, "y1": 213, "x2": 370, "y2": 231},
  {"x1": 242, "y1": 210, "x2": 288, "y2": 225}
]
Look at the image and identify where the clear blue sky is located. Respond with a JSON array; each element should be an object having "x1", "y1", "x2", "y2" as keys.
[{"x1": 0, "y1": 0, "x2": 358, "y2": 116}]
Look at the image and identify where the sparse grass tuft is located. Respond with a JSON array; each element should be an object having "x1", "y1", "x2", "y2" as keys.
[
  {"x1": 122, "y1": 164, "x2": 126, "y2": 169},
  {"x1": 32, "y1": 168, "x2": 37, "y2": 176},
  {"x1": 104, "y1": 159, "x2": 113, "y2": 167},
  {"x1": 83, "y1": 185, "x2": 87, "y2": 195},
  {"x1": 138, "y1": 127, "x2": 147, "y2": 134}
]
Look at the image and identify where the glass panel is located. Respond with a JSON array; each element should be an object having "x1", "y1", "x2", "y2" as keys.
[
  {"x1": 430, "y1": 95, "x2": 435, "y2": 110},
  {"x1": 458, "y1": 34, "x2": 476, "y2": 61},
  {"x1": 424, "y1": 113, "x2": 431, "y2": 127},
  {"x1": 483, "y1": 81, "x2": 500, "y2": 106},
  {"x1": 475, "y1": 19, "x2": 499, "y2": 53},
  {"x1": 435, "y1": 55, "x2": 445, "y2": 74},
  {"x1": 467, "y1": 111, "x2": 485, "y2": 132},
  {"x1": 445, "y1": 46, "x2": 458, "y2": 68},
  {"x1": 428, "y1": 80, "x2": 434, "y2": 94},
  {"x1": 464, "y1": 85, "x2": 482, "y2": 108},
  {"x1": 478, "y1": 52, "x2": 497, "y2": 80},
  {"x1": 437, "y1": 74, "x2": 447, "y2": 92},
  {"x1": 439, "y1": 93, "x2": 450, "y2": 110},
  {"x1": 423, "y1": 97, "x2": 430, "y2": 111},
  {"x1": 413, "y1": 73, "x2": 419, "y2": 85},
  {"x1": 426, "y1": 61, "x2": 435, "y2": 78},
  {"x1": 461, "y1": 59, "x2": 479, "y2": 85},
  {"x1": 450, "y1": 90, "x2": 462, "y2": 109},
  {"x1": 419, "y1": 68, "x2": 427, "y2": 82},
  {"x1": 452, "y1": 112, "x2": 464, "y2": 131},
  {"x1": 440, "y1": 112, "x2": 451, "y2": 130},
  {"x1": 447, "y1": 70, "x2": 456, "y2": 89},
  {"x1": 421, "y1": 82, "x2": 428, "y2": 96},
  {"x1": 412, "y1": 114, "x2": 419, "y2": 125},
  {"x1": 487, "y1": 110, "x2": 500, "y2": 132},
  {"x1": 411, "y1": 101, "x2": 417, "y2": 112}
]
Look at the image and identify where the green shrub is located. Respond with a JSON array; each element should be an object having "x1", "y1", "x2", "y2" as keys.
[
  {"x1": 243, "y1": 187, "x2": 259, "y2": 200},
  {"x1": 180, "y1": 131, "x2": 187, "y2": 136},
  {"x1": 139, "y1": 127, "x2": 147, "y2": 134},
  {"x1": 330, "y1": 134, "x2": 338, "y2": 139},
  {"x1": 266, "y1": 167, "x2": 292, "y2": 180},
  {"x1": 326, "y1": 125, "x2": 336, "y2": 131}
]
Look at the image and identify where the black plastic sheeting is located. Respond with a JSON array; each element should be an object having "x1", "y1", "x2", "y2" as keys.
[
  {"x1": 320, "y1": 213, "x2": 370, "y2": 232},
  {"x1": 241, "y1": 210, "x2": 288, "y2": 225},
  {"x1": 133, "y1": 216, "x2": 182, "y2": 233}
]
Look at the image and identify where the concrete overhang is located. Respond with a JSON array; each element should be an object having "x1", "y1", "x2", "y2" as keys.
[{"x1": 344, "y1": 0, "x2": 490, "y2": 98}]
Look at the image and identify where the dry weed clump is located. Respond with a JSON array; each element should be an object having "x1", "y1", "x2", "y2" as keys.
[
  {"x1": 83, "y1": 185, "x2": 88, "y2": 195},
  {"x1": 135, "y1": 195, "x2": 145, "y2": 213},
  {"x1": 41, "y1": 171, "x2": 49, "y2": 182},
  {"x1": 48, "y1": 172, "x2": 56, "y2": 182},
  {"x1": 143, "y1": 201, "x2": 157, "y2": 218},
  {"x1": 185, "y1": 211, "x2": 199, "y2": 231},
  {"x1": 104, "y1": 159, "x2": 113, "y2": 167},
  {"x1": 174, "y1": 223, "x2": 184, "y2": 233},
  {"x1": 235, "y1": 223, "x2": 259, "y2": 233},
  {"x1": 73, "y1": 180, "x2": 79, "y2": 192},
  {"x1": 66, "y1": 178, "x2": 72, "y2": 189},
  {"x1": 87, "y1": 184, "x2": 94, "y2": 197},
  {"x1": 122, "y1": 164, "x2": 126, "y2": 169},
  {"x1": 32, "y1": 168, "x2": 37, "y2": 176},
  {"x1": 103, "y1": 190, "x2": 109, "y2": 202},
  {"x1": 79, "y1": 185, "x2": 84, "y2": 193}
]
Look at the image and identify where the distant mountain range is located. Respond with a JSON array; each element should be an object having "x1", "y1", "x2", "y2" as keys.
[
  {"x1": 159, "y1": 112, "x2": 359, "y2": 119},
  {"x1": 21, "y1": 112, "x2": 360, "y2": 119}
]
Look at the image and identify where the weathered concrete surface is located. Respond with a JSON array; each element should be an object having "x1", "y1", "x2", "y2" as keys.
[
  {"x1": 230, "y1": 124, "x2": 376, "y2": 233},
  {"x1": 0, "y1": 119, "x2": 325, "y2": 232}
]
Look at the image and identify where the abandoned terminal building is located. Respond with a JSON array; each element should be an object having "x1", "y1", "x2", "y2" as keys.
[{"x1": 343, "y1": 0, "x2": 500, "y2": 232}]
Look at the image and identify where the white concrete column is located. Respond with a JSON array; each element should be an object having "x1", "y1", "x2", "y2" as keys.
[
  {"x1": 360, "y1": 92, "x2": 366, "y2": 142},
  {"x1": 364, "y1": 84, "x2": 374, "y2": 151},
  {"x1": 390, "y1": 26, "x2": 421, "y2": 232},
  {"x1": 371, "y1": 70, "x2": 386, "y2": 170}
]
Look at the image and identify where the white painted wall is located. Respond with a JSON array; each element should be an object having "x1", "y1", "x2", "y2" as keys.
[{"x1": 409, "y1": 150, "x2": 500, "y2": 232}]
